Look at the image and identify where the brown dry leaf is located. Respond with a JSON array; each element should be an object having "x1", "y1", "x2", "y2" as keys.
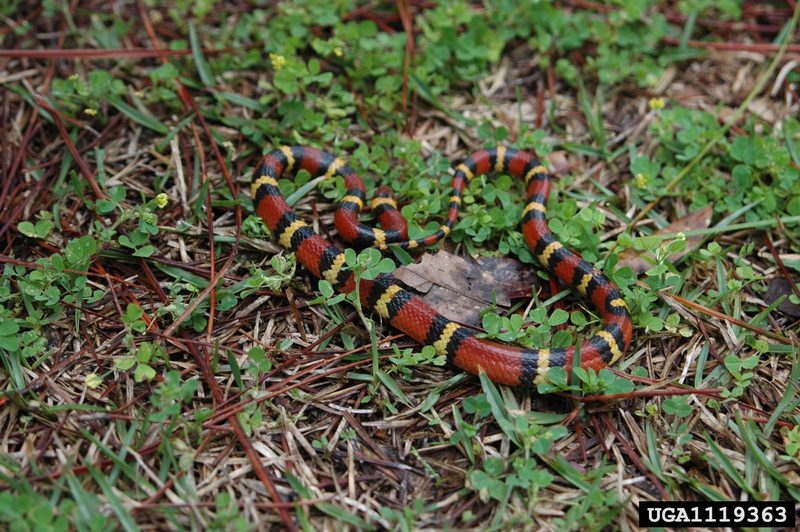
[
  {"x1": 764, "y1": 278, "x2": 800, "y2": 318},
  {"x1": 619, "y1": 206, "x2": 713, "y2": 275},
  {"x1": 547, "y1": 150, "x2": 569, "y2": 176},
  {"x1": 394, "y1": 250, "x2": 543, "y2": 326}
]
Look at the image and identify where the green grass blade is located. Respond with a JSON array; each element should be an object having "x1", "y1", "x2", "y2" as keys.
[
  {"x1": 539, "y1": 455, "x2": 591, "y2": 491},
  {"x1": 703, "y1": 433, "x2": 756, "y2": 497},
  {"x1": 736, "y1": 417, "x2": 800, "y2": 500},
  {"x1": 189, "y1": 22, "x2": 214, "y2": 87},
  {"x1": 227, "y1": 350, "x2": 244, "y2": 390},
  {"x1": 764, "y1": 350, "x2": 800, "y2": 436},
  {"x1": 109, "y1": 99, "x2": 169, "y2": 134},
  {"x1": 64, "y1": 471, "x2": 101, "y2": 526},
  {"x1": 79, "y1": 429, "x2": 150, "y2": 491},
  {"x1": 644, "y1": 422, "x2": 663, "y2": 478},
  {"x1": 376, "y1": 369, "x2": 411, "y2": 405},
  {"x1": 86, "y1": 465, "x2": 139, "y2": 532},
  {"x1": 153, "y1": 262, "x2": 210, "y2": 289},
  {"x1": 286, "y1": 175, "x2": 325, "y2": 207},
  {"x1": 317, "y1": 502, "x2": 374, "y2": 530},
  {"x1": 215, "y1": 91, "x2": 264, "y2": 111},
  {"x1": 478, "y1": 371, "x2": 520, "y2": 447}
]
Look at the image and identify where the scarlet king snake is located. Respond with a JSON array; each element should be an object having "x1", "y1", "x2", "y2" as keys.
[{"x1": 251, "y1": 146, "x2": 633, "y2": 387}]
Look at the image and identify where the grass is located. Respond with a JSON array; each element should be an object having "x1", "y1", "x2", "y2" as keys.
[{"x1": 1, "y1": 0, "x2": 799, "y2": 530}]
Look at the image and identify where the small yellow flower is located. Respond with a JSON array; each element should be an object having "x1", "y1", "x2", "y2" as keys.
[
  {"x1": 648, "y1": 97, "x2": 665, "y2": 110},
  {"x1": 269, "y1": 53, "x2": 286, "y2": 71},
  {"x1": 68, "y1": 73, "x2": 79, "y2": 81},
  {"x1": 156, "y1": 193, "x2": 169, "y2": 209},
  {"x1": 86, "y1": 373, "x2": 102, "y2": 389},
  {"x1": 635, "y1": 173, "x2": 648, "y2": 188},
  {"x1": 83, "y1": 108, "x2": 98, "y2": 116},
  {"x1": 333, "y1": 47, "x2": 343, "y2": 57}
]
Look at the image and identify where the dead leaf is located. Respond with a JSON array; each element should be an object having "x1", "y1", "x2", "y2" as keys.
[
  {"x1": 394, "y1": 250, "x2": 543, "y2": 326},
  {"x1": 547, "y1": 151, "x2": 569, "y2": 176},
  {"x1": 619, "y1": 207, "x2": 713, "y2": 275},
  {"x1": 764, "y1": 278, "x2": 800, "y2": 318}
]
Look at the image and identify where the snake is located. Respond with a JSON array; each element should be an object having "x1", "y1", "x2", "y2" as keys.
[{"x1": 250, "y1": 146, "x2": 633, "y2": 387}]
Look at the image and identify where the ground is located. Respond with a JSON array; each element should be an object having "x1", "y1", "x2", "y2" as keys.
[{"x1": 0, "y1": 0, "x2": 799, "y2": 530}]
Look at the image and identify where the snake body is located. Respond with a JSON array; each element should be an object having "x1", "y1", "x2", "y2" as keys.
[{"x1": 251, "y1": 146, "x2": 632, "y2": 387}]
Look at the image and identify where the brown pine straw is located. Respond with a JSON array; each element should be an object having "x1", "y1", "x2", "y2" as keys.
[
  {"x1": 0, "y1": 47, "x2": 235, "y2": 59},
  {"x1": 660, "y1": 291, "x2": 798, "y2": 345}
]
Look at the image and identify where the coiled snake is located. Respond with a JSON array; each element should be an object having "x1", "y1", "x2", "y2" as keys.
[{"x1": 251, "y1": 146, "x2": 632, "y2": 387}]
